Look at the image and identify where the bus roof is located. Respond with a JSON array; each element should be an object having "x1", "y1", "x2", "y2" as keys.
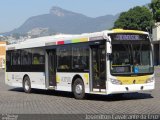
[
  {"x1": 111, "y1": 29, "x2": 149, "y2": 34},
  {"x1": 6, "y1": 29, "x2": 149, "y2": 50}
]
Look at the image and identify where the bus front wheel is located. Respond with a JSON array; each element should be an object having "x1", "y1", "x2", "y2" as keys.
[
  {"x1": 23, "y1": 76, "x2": 32, "y2": 93},
  {"x1": 73, "y1": 78, "x2": 85, "y2": 99}
]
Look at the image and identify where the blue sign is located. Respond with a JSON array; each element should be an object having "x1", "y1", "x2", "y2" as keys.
[{"x1": 134, "y1": 67, "x2": 139, "y2": 73}]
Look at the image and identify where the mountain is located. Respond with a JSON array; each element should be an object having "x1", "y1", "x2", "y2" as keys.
[{"x1": 4, "y1": 6, "x2": 119, "y2": 35}]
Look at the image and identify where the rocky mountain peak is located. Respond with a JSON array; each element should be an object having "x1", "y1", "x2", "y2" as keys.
[
  {"x1": 50, "y1": 6, "x2": 75, "y2": 17},
  {"x1": 50, "y1": 6, "x2": 65, "y2": 16}
]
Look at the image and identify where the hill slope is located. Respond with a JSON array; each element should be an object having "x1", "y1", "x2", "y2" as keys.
[{"x1": 5, "y1": 6, "x2": 119, "y2": 35}]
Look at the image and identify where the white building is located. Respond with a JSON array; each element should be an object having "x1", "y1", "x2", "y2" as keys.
[{"x1": 152, "y1": 22, "x2": 160, "y2": 65}]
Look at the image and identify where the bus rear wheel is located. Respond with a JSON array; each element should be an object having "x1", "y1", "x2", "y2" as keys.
[
  {"x1": 73, "y1": 78, "x2": 85, "y2": 99},
  {"x1": 23, "y1": 76, "x2": 31, "y2": 93}
]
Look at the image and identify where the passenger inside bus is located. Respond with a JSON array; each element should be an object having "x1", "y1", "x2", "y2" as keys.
[
  {"x1": 133, "y1": 58, "x2": 139, "y2": 66},
  {"x1": 33, "y1": 57, "x2": 39, "y2": 64}
]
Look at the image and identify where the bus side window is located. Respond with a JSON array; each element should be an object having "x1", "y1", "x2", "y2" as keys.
[
  {"x1": 32, "y1": 48, "x2": 45, "y2": 65},
  {"x1": 72, "y1": 46, "x2": 89, "y2": 70},
  {"x1": 12, "y1": 50, "x2": 21, "y2": 65},
  {"x1": 6, "y1": 51, "x2": 11, "y2": 68},
  {"x1": 57, "y1": 47, "x2": 71, "y2": 70}
]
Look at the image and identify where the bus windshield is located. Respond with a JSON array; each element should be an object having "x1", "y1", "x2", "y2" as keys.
[{"x1": 110, "y1": 34, "x2": 154, "y2": 75}]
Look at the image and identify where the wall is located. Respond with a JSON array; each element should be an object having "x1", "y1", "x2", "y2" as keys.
[
  {"x1": 0, "y1": 41, "x2": 6, "y2": 68},
  {"x1": 152, "y1": 22, "x2": 160, "y2": 41}
]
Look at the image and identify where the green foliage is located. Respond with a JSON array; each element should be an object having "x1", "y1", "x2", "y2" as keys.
[
  {"x1": 149, "y1": 0, "x2": 160, "y2": 22},
  {"x1": 114, "y1": 6, "x2": 153, "y2": 31}
]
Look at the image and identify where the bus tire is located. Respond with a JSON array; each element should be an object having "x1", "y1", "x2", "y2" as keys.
[
  {"x1": 23, "y1": 76, "x2": 32, "y2": 93},
  {"x1": 73, "y1": 78, "x2": 85, "y2": 99}
]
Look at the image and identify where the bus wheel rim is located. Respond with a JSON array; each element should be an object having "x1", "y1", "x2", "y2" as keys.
[
  {"x1": 75, "y1": 84, "x2": 83, "y2": 94},
  {"x1": 25, "y1": 81, "x2": 30, "y2": 90}
]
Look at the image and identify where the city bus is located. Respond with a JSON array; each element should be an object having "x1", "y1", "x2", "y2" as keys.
[{"x1": 5, "y1": 29, "x2": 155, "y2": 99}]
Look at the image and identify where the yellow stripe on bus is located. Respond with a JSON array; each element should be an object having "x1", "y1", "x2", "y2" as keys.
[
  {"x1": 116, "y1": 75, "x2": 150, "y2": 85},
  {"x1": 84, "y1": 73, "x2": 89, "y2": 85},
  {"x1": 112, "y1": 29, "x2": 145, "y2": 34}
]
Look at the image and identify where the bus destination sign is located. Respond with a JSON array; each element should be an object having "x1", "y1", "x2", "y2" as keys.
[
  {"x1": 115, "y1": 35, "x2": 139, "y2": 40},
  {"x1": 111, "y1": 34, "x2": 147, "y2": 41}
]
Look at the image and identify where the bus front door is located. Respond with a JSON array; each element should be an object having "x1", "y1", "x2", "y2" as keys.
[
  {"x1": 91, "y1": 45, "x2": 106, "y2": 92},
  {"x1": 48, "y1": 50, "x2": 56, "y2": 87}
]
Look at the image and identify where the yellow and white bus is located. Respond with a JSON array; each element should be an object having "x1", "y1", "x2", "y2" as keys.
[{"x1": 5, "y1": 29, "x2": 155, "y2": 99}]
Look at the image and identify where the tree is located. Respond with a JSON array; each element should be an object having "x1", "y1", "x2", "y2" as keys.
[
  {"x1": 149, "y1": 0, "x2": 160, "y2": 22},
  {"x1": 113, "y1": 6, "x2": 153, "y2": 31}
]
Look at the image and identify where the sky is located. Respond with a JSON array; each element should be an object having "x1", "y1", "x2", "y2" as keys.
[{"x1": 0, "y1": 0, "x2": 151, "y2": 33}]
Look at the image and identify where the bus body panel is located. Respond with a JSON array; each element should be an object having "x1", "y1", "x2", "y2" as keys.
[
  {"x1": 107, "y1": 81, "x2": 155, "y2": 94},
  {"x1": 56, "y1": 72, "x2": 90, "y2": 93},
  {"x1": 106, "y1": 74, "x2": 155, "y2": 94},
  {"x1": 5, "y1": 72, "x2": 90, "y2": 93},
  {"x1": 6, "y1": 72, "x2": 46, "y2": 89}
]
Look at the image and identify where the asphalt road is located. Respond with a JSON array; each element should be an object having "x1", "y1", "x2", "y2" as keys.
[{"x1": 0, "y1": 69, "x2": 160, "y2": 114}]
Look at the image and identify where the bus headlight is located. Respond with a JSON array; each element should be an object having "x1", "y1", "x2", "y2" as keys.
[
  {"x1": 146, "y1": 77, "x2": 154, "y2": 83},
  {"x1": 110, "y1": 78, "x2": 122, "y2": 85}
]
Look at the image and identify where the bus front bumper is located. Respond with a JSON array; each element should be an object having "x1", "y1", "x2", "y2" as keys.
[{"x1": 107, "y1": 82, "x2": 155, "y2": 94}]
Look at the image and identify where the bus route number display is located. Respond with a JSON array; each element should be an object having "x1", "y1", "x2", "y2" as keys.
[{"x1": 112, "y1": 34, "x2": 146, "y2": 41}]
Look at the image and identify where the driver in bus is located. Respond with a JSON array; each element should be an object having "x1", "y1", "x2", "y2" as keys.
[{"x1": 133, "y1": 59, "x2": 139, "y2": 66}]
